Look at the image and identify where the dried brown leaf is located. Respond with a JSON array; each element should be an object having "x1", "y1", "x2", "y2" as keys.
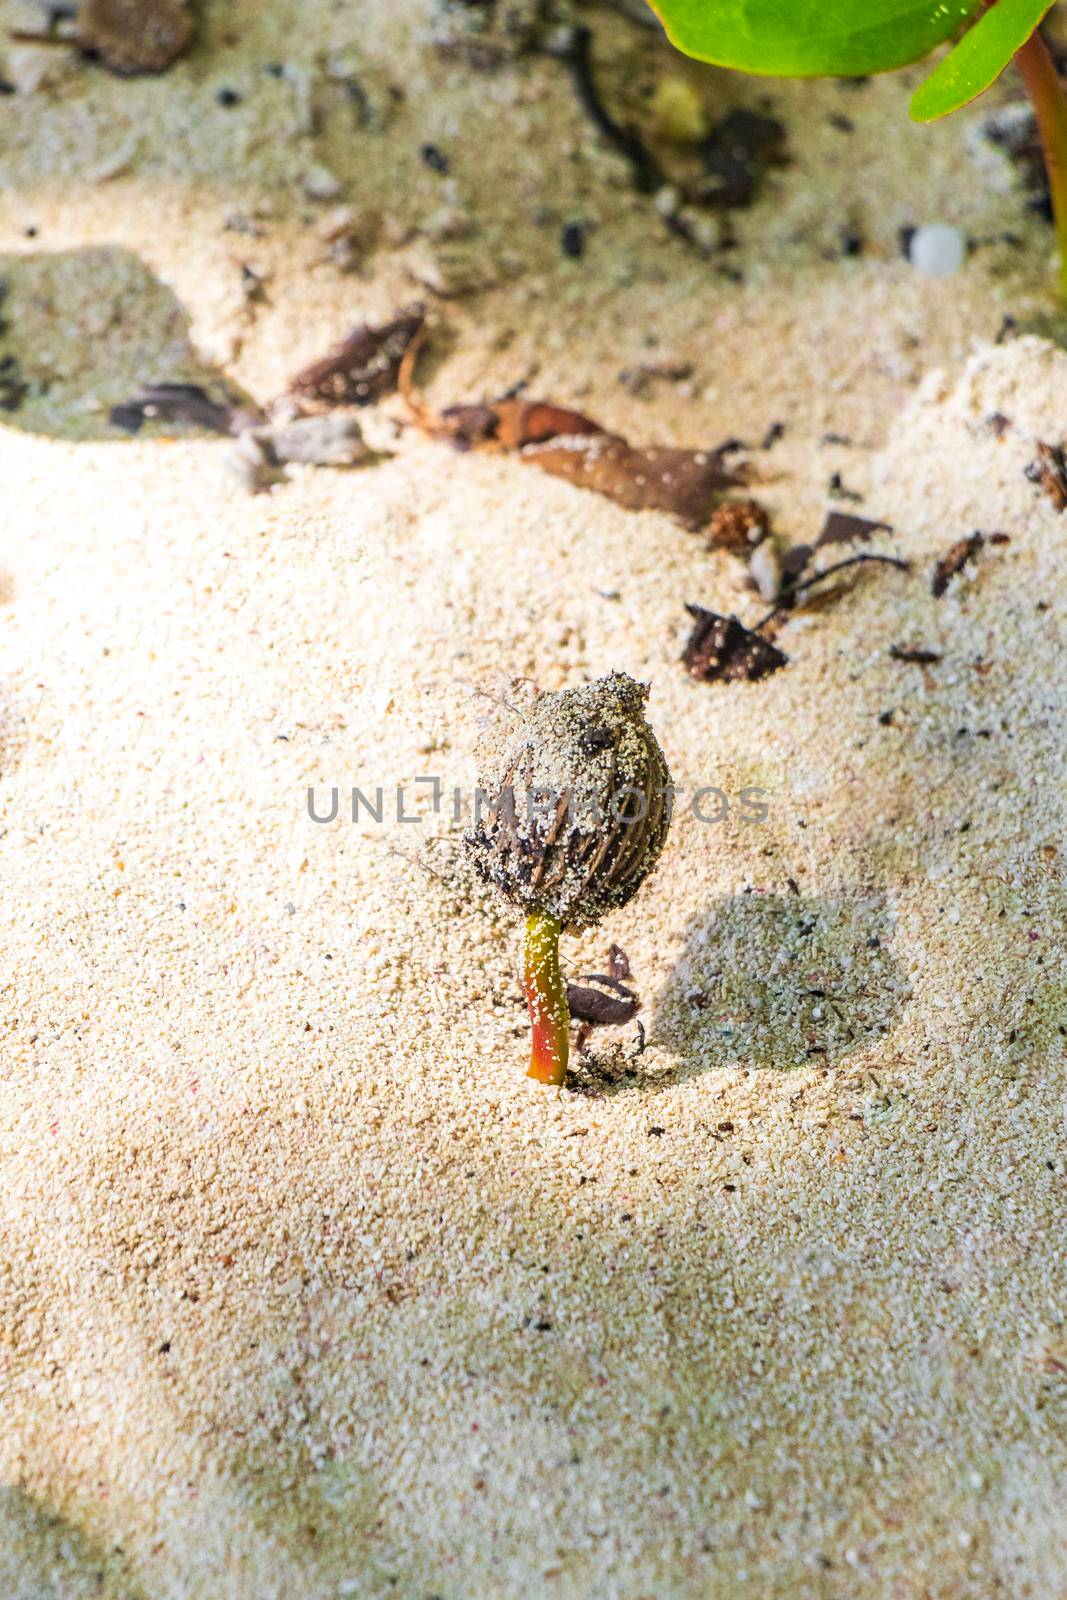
[
  {"x1": 1025, "y1": 441, "x2": 1067, "y2": 510},
  {"x1": 932, "y1": 532, "x2": 983, "y2": 598},
  {"x1": 567, "y1": 975, "x2": 640, "y2": 1026},
  {"x1": 291, "y1": 305, "x2": 425, "y2": 406}
]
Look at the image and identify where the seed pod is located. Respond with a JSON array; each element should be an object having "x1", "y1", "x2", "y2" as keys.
[
  {"x1": 77, "y1": 0, "x2": 194, "y2": 75},
  {"x1": 464, "y1": 671, "x2": 672, "y2": 1084}
]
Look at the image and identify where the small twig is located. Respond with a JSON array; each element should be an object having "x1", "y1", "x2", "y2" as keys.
[
  {"x1": 396, "y1": 320, "x2": 433, "y2": 426},
  {"x1": 7, "y1": 27, "x2": 74, "y2": 44},
  {"x1": 1014, "y1": 28, "x2": 1067, "y2": 300},
  {"x1": 561, "y1": 26, "x2": 665, "y2": 195},
  {"x1": 754, "y1": 552, "x2": 911, "y2": 631}
]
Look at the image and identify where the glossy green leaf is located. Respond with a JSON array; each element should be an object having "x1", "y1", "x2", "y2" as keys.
[
  {"x1": 910, "y1": 0, "x2": 1054, "y2": 119},
  {"x1": 648, "y1": 0, "x2": 981, "y2": 78}
]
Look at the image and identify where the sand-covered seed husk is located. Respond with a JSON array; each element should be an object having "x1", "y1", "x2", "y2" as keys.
[
  {"x1": 78, "y1": 0, "x2": 194, "y2": 74},
  {"x1": 463, "y1": 671, "x2": 672, "y2": 930}
]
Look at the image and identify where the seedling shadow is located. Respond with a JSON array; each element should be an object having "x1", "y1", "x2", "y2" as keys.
[
  {"x1": 595, "y1": 892, "x2": 907, "y2": 1095},
  {"x1": 0, "y1": 246, "x2": 254, "y2": 441},
  {"x1": 0, "y1": 1484, "x2": 149, "y2": 1599}
]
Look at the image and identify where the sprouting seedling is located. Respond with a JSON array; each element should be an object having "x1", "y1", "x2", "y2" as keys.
[
  {"x1": 463, "y1": 672, "x2": 672, "y2": 1086},
  {"x1": 649, "y1": 0, "x2": 1067, "y2": 296}
]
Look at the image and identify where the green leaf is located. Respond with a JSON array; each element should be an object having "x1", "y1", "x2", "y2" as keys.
[
  {"x1": 910, "y1": 0, "x2": 1054, "y2": 120},
  {"x1": 648, "y1": 0, "x2": 981, "y2": 78}
]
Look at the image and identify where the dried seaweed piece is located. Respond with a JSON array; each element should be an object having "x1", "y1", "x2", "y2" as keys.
[
  {"x1": 932, "y1": 532, "x2": 984, "y2": 597},
  {"x1": 1025, "y1": 441, "x2": 1067, "y2": 510},
  {"x1": 816, "y1": 509, "x2": 892, "y2": 547},
  {"x1": 706, "y1": 497, "x2": 770, "y2": 551},
  {"x1": 78, "y1": 0, "x2": 193, "y2": 74},
  {"x1": 889, "y1": 643, "x2": 942, "y2": 664},
  {"x1": 682, "y1": 605, "x2": 788, "y2": 683},
  {"x1": 109, "y1": 382, "x2": 250, "y2": 434},
  {"x1": 290, "y1": 305, "x2": 425, "y2": 406},
  {"x1": 700, "y1": 109, "x2": 788, "y2": 209},
  {"x1": 566, "y1": 974, "x2": 640, "y2": 1025}
]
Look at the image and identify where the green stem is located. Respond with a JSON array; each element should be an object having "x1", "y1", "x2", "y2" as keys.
[
  {"x1": 522, "y1": 911, "x2": 569, "y2": 1086},
  {"x1": 1015, "y1": 28, "x2": 1067, "y2": 299}
]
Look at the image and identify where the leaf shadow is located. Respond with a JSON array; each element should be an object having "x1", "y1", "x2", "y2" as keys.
[{"x1": 0, "y1": 246, "x2": 254, "y2": 442}]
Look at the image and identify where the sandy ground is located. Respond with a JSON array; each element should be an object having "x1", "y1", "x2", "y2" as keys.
[{"x1": 0, "y1": 1, "x2": 1065, "y2": 1596}]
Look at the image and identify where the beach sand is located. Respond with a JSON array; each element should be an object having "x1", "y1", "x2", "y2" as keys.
[{"x1": 0, "y1": 2, "x2": 1064, "y2": 1595}]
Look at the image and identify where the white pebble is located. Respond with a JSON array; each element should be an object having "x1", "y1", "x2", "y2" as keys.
[
  {"x1": 909, "y1": 224, "x2": 966, "y2": 278},
  {"x1": 303, "y1": 165, "x2": 345, "y2": 202}
]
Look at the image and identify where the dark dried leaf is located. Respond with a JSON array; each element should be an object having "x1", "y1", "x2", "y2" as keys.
[
  {"x1": 682, "y1": 604, "x2": 788, "y2": 683},
  {"x1": 109, "y1": 382, "x2": 249, "y2": 434},
  {"x1": 1025, "y1": 441, "x2": 1067, "y2": 510},
  {"x1": 816, "y1": 509, "x2": 891, "y2": 547},
  {"x1": 567, "y1": 974, "x2": 639, "y2": 1025},
  {"x1": 890, "y1": 643, "x2": 942, "y2": 664},
  {"x1": 932, "y1": 532, "x2": 983, "y2": 598},
  {"x1": 291, "y1": 305, "x2": 425, "y2": 406}
]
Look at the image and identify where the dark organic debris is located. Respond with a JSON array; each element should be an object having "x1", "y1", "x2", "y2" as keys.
[
  {"x1": 764, "y1": 551, "x2": 911, "y2": 623},
  {"x1": 290, "y1": 305, "x2": 425, "y2": 407},
  {"x1": 567, "y1": 973, "x2": 640, "y2": 1026},
  {"x1": 828, "y1": 470, "x2": 863, "y2": 503},
  {"x1": 706, "y1": 497, "x2": 770, "y2": 552},
  {"x1": 682, "y1": 605, "x2": 788, "y2": 684},
  {"x1": 617, "y1": 358, "x2": 693, "y2": 396},
  {"x1": 431, "y1": 0, "x2": 547, "y2": 69},
  {"x1": 982, "y1": 102, "x2": 1050, "y2": 223},
  {"x1": 0, "y1": 353, "x2": 28, "y2": 412},
  {"x1": 700, "y1": 109, "x2": 788, "y2": 209},
  {"x1": 1025, "y1": 441, "x2": 1067, "y2": 510},
  {"x1": 890, "y1": 643, "x2": 942, "y2": 665},
  {"x1": 817, "y1": 509, "x2": 892, "y2": 547},
  {"x1": 932, "y1": 532, "x2": 984, "y2": 597},
  {"x1": 566, "y1": 1019, "x2": 647, "y2": 1095},
  {"x1": 429, "y1": 396, "x2": 743, "y2": 525},
  {"x1": 109, "y1": 382, "x2": 252, "y2": 435}
]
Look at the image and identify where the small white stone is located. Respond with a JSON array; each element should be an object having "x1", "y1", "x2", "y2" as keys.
[
  {"x1": 303, "y1": 165, "x2": 345, "y2": 202},
  {"x1": 909, "y1": 224, "x2": 966, "y2": 278},
  {"x1": 748, "y1": 540, "x2": 781, "y2": 602}
]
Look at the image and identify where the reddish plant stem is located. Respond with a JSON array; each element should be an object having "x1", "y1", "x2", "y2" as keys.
[
  {"x1": 1015, "y1": 28, "x2": 1067, "y2": 298},
  {"x1": 523, "y1": 911, "x2": 569, "y2": 1086}
]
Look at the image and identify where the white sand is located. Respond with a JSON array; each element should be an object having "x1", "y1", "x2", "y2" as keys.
[{"x1": 0, "y1": 2, "x2": 1065, "y2": 1595}]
